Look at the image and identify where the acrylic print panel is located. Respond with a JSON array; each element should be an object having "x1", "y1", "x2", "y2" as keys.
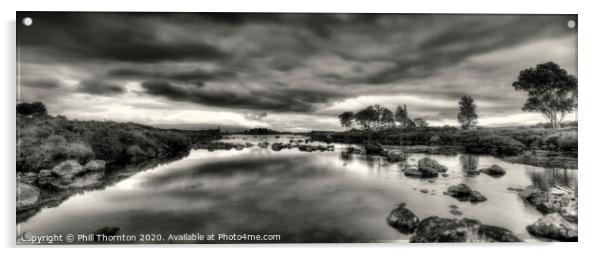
[{"x1": 16, "y1": 12, "x2": 578, "y2": 244}]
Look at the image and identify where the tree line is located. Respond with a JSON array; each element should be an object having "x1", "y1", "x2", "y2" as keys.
[
  {"x1": 338, "y1": 61, "x2": 577, "y2": 130},
  {"x1": 338, "y1": 104, "x2": 428, "y2": 131}
]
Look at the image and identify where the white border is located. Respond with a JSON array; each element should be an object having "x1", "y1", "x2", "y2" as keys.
[{"x1": 2, "y1": 0, "x2": 599, "y2": 255}]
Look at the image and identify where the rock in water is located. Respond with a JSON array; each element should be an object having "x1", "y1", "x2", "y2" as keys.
[
  {"x1": 84, "y1": 160, "x2": 105, "y2": 172},
  {"x1": 403, "y1": 167, "x2": 423, "y2": 177},
  {"x1": 51, "y1": 160, "x2": 85, "y2": 179},
  {"x1": 418, "y1": 157, "x2": 448, "y2": 173},
  {"x1": 364, "y1": 143, "x2": 385, "y2": 155},
  {"x1": 446, "y1": 184, "x2": 487, "y2": 203},
  {"x1": 271, "y1": 142, "x2": 284, "y2": 151},
  {"x1": 480, "y1": 164, "x2": 506, "y2": 176},
  {"x1": 17, "y1": 182, "x2": 40, "y2": 211},
  {"x1": 386, "y1": 203, "x2": 419, "y2": 234},
  {"x1": 410, "y1": 217, "x2": 520, "y2": 242},
  {"x1": 527, "y1": 213, "x2": 578, "y2": 241},
  {"x1": 385, "y1": 152, "x2": 405, "y2": 163},
  {"x1": 519, "y1": 185, "x2": 546, "y2": 206}
]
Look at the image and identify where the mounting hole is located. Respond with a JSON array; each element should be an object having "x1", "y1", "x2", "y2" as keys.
[
  {"x1": 22, "y1": 17, "x2": 33, "y2": 26},
  {"x1": 567, "y1": 20, "x2": 575, "y2": 29}
]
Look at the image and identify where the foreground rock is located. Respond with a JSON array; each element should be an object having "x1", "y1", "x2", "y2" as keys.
[
  {"x1": 39, "y1": 159, "x2": 106, "y2": 190},
  {"x1": 527, "y1": 213, "x2": 577, "y2": 241},
  {"x1": 418, "y1": 157, "x2": 448, "y2": 173},
  {"x1": 479, "y1": 164, "x2": 506, "y2": 176},
  {"x1": 17, "y1": 182, "x2": 40, "y2": 211},
  {"x1": 518, "y1": 185, "x2": 577, "y2": 222},
  {"x1": 410, "y1": 217, "x2": 520, "y2": 242},
  {"x1": 403, "y1": 165, "x2": 438, "y2": 178},
  {"x1": 386, "y1": 203, "x2": 419, "y2": 234},
  {"x1": 445, "y1": 184, "x2": 487, "y2": 203}
]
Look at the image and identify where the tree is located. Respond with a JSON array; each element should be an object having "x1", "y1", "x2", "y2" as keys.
[
  {"x1": 355, "y1": 106, "x2": 378, "y2": 130},
  {"x1": 16, "y1": 101, "x2": 47, "y2": 116},
  {"x1": 512, "y1": 62, "x2": 577, "y2": 129},
  {"x1": 394, "y1": 104, "x2": 410, "y2": 128},
  {"x1": 414, "y1": 118, "x2": 428, "y2": 128},
  {"x1": 380, "y1": 108, "x2": 395, "y2": 129},
  {"x1": 457, "y1": 95, "x2": 477, "y2": 129},
  {"x1": 338, "y1": 111, "x2": 355, "y2": 129}
]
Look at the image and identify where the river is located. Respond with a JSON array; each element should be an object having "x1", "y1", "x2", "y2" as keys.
[{"x1": 17, "y1": 135, "x2": 577, "y2": 243}]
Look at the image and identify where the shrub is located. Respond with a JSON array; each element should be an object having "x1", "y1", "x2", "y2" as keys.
[
  {"x1": 557, "y1": 134, "x2": 578, "y2": 152},
  {"x1": 17, "y1": 102, "x2": 47, "y2": 116},
  {"x1": 465, "y1": 134, "x2": 525, "y2": 155}
]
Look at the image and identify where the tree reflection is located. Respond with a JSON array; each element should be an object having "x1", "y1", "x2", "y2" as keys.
[
  {"x1": 459, "y1": 154, "x2": 479, "y2": 174},
  {"x1": 527, "y1": 167, "x2": 577, "y2": 192}
]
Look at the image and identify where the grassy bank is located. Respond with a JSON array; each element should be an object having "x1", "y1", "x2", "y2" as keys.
[
  {"x1": 17, "y1": 114, "x2": 221, "y2": 173},
  {"x1": 309, "y1": 126, "x2": 577, "y2": 156}
]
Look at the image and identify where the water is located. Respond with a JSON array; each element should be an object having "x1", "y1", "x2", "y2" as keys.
[{"x1": 17, "y1": 135, "x2": 577, "y2": 243}]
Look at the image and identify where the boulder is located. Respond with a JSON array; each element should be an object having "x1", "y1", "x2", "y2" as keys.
[
  {"x1": 271, "y1": 142, "x2": 284, "y2": 151},
  {"x1": 418, "y1": 157, "x2": 447, "y2": 173},
  {"x1": 385, "y1": 152, "x2": 405, "y2": 163},
  {"x1": 386, "y1": 203, "x2": 419, "y2": 234},
  {"x1": 526, "y1": 213, "x2": 578, "y2": 241},
  {"x1": 480, "y1": 164, "x2": 506, "y2": 176},
  {"x1": 364, "y1": 143, "x2": 385, "y2": 155},
  {"x1": 258, "y1": 142, "x2": 270, "y2": 148},
  {"x1": 39, "y1": 169, "x2": 52, "y2": 177},
  {"x1": 403, "y1": 166, "x2": 438, "y2": 178},
  {"x1": 51, "y1": 160, "x2": 85, "y2": 179},
  {"x1": 84, "y1": 160, "x2": 105, "y2": 172},
  {"x1": 410, "y1": 217, "x2": 520, "y2": 242},
  {"x1": 446, "y1": 184, "x2": 487, "y2": 203},
  {"x1": 17, "y1": 182, "x2": 40, "y2": 211},
  {"x1": 519, "y1": 185, "x2": 546, "y2": 206}
]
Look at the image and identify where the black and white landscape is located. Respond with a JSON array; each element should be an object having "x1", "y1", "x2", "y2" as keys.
[{"x1": 16, "y1": 13, "x2": 577, "y2": 244}]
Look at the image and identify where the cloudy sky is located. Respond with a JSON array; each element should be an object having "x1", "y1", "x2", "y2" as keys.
[{"x1": 17, "y1": 12, "x2": 577, "y2": 131}]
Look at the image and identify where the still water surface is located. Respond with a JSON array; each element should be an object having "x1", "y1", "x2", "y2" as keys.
[{"x1": 18, "y1": 135, "x2": 577, "y2": 243}]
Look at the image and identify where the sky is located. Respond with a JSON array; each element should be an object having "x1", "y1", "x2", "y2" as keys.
[{"x1": 17, "y1": 13, "x2": 577, "y2": 132}]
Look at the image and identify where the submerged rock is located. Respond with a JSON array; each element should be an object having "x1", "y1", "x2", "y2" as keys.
[
  {"x1": 446, "y1": 184, "x2": 487, "y2": 203},
  {"x1": 386, "y1": 203, "x2": 420, "y2": 234},
  {"x1": 479, "y1": 164, "x2": 506, "y2": 176},
  {"x1": 527, "y1": 213, "x2": 577, "y2": 241},
  {"x1": 418, "y1": 157, "x2": 447, "y2": 173},
  {"x1": 17, "y1": 182, "x2": 40, "y2": 211},
  {"x1": 410, "y1": 217, "x2": 520, "y2": 242}
]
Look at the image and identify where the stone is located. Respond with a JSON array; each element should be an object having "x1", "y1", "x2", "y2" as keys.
[
  {"x1": 519, "y1": 185, "x2": 546, "y2": 206},
  {"x1": 418, "y1": 157, "x2": 447, "y2": 173},
  {"x1": 345, "y1": 147, "x2": 361, "y2": 154},
  {"x1": 527, "y1": 213, "x2": 578, "y2": 241},
  {"x1": 17, "y1": 182, "x2": 40, "y2": 211},
  {"x1": 420, "y1": 189, "x2": 429, "y2": 193},
  {"x1": 271, "y1": 142, "x2": 284, "y2": 151},
  {"x1": 39, "y1": 169, "x2": 52, "y2": 177},
  {"x1": 480, "y1": 164, "x2": 506, "y2": 176},
  {"x1": 410, "y1": 217, "x2": 520, "y2": 243},
  {"x1": 386, "y1": 203, "x2": 419, "y2": 234},
  {"x1": 51, "y1": 160, "x2": 85, "y2": 179},
  {"x1": 385, "y1": 151, "x2": 405, "y2": 162},
  {"x1": 446, "y1": 184, "x2": 487, "y2": 203},
  {"x1": 84, "y1": 160, "x2": 105, "y2": 172},
  {"x1": 364, "y1": 142, "x2": 385, "y2": 155},
  {"x1": 450, "y1": 209, "x2": 463, "y2": 216}
]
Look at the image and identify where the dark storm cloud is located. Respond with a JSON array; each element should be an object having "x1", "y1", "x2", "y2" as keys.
[
  {"x1": 141, "y1": 80, "x2": 346, "y2": 112},
  {"x1": 18, "y1": 12, "x2": 577, "y2": 126},
  {"x1": 22, "y1": 78, "x2": 61, "y2": 89},
  {"x1": 78, "y1": 79, "x2": 125, "y2": 95}
]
